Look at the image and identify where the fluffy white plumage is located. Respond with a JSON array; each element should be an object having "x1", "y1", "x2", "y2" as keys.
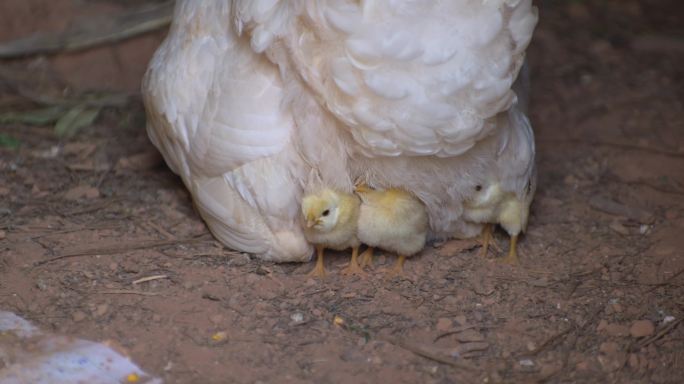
[{"x1": 143, "y1": 0, "x2": 538, "y2": 262}]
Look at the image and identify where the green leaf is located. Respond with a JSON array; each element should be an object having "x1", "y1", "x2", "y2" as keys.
[
  {"x1": 54, "y1": 105, "x2": 101, "y2": 138},
  {"x1": 0, "y1": 106, "x2": 65, "y2": 126},
  {"x1": 0, "y1": 133, "x2": 20, "y2": 149}
]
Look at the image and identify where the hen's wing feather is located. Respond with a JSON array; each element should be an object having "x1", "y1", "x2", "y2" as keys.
[
  {"x1": 143, "y1": 0, "x2": 311, "y2": 261},
  {"x1": 144, "y1": 2, "x2": 293, "y2": 178}
]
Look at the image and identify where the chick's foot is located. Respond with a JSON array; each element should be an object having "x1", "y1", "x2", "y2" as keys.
[
  {"x1": 359, "y1": 247, "x2": 374, "y2": 269},
  {"x1": 340, "y1": 247, "x2": 367, "y2": 277},
  {"x1": 308, "y1": 245, "x2": 327, "y2": 278},
  {"x1": 382, "y1": 255, "x2": 406, "y2": 278},
  {"x1": 498, "y1": 235, "x2": 519, "y2": 265}
]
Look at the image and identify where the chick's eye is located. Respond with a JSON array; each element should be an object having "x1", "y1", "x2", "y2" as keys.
[
  {"x1": 322, "y1": 209, "x2": 330, "y2": 217},
  {"x1": 475, "y1": 185, "x2": 482, "y2": 192}
]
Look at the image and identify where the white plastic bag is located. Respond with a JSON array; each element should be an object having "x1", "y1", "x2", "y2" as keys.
[{"x1": 0, "y1": 311, "x2": 161, "y2": 384}]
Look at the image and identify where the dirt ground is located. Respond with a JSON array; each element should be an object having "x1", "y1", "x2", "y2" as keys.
[{"x1": 1, "y1": 0, "x2": 683, "y2": 383}]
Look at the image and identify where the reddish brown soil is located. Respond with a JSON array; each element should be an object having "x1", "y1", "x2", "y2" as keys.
[{"x1": 1, "y1": 1, "x2": 683, "y2": 383}]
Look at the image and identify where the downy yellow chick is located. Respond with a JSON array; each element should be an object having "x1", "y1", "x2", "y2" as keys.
[
  {"x1": 462, "y1": 106, "x2": 537, "y2": 265},
  {"x1": 301, "y1": 188, "x2": 363, "y2": 278},
  {"x1": 354, "y1": 185, "x2": 428, "y2": 276},
  {"x1": 463, "y1": 172, "x2": 536, "y2": 265}
]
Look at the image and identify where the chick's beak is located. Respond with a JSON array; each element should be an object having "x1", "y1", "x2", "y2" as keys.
[
  {"x1": 305, "y1": 214, "x2": 316, "y2": 228},
  {"x1": 354, "y1": 183, "x2": 372, "y2": 194}
]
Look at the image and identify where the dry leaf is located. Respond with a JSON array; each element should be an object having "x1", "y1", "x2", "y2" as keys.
[
  {"x1": 54, "y1": 105, "x2": 100, "y2": 138},
  {"x1": 115, "y1": 151, "x2": 163, "y2": 171},
  {"x1": 437, "y1": 239, "x2": 479, "y2": 257},
  {"x1": 64, "y1": 185, "x2": 100, "y2": 200},
  {"x1": 0, "y1": 106, "x2": 64, "y2": 125}
]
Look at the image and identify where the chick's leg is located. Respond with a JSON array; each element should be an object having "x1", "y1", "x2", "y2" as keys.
[
  {"x1": 359, "y1": 247, "x2": 374, "y2": 268},
  {"x1": 308, "y1": 245, "x2": 327, "y2": 278},
  {"x1": 479, "y1": 224, "x2": 502, "y2": 257},
  {"x1": 479, "y1": 224, "x2": 492, "y2": 257},
  {"x1": 385, "y1": 255, "x2": 406, "y2": 277},
  {"x1": 499, "y1": 235, "x2": 519, "y2": 265},
  {"x1": 340, "y1": 246, "x2": 366, "y2": 277}
]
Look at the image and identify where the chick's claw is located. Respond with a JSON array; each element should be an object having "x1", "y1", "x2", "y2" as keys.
[
  {"x1": 381, "y1": 255, "x2": 406, "y2": 278},
  {"x1": 308, "y1": 261, "x2": 327, "y2": 278},
  {"x1": 340, "y1": 262, "x2": 366, "y2": 277},
  {"x1": 340, "y1": 247, "x2": 367, "y2": 277}
]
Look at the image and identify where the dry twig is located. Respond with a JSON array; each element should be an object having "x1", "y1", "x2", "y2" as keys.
[
  {"x1": 132, "y1": 275, "x2": 169, "y2": 285},
  {"x1": 433, "y1": 325, "x2": 482, "y2": 342},
  {"x1": 95, "y1": 290, "x2": 162, "y2": 296},
  {"x1": 538, "y1": 138, "x2": 684, "y2": 159},
  {"x1": 0, "y1": 1, "x2": 174, "y2": 59},
  {"x1": 378, "y1": 336, "x2": 478, "y2": 371},
  {"x1": 33, "y1": 236, "x2": 211, "y2": 267},
  {"x1": 646, "y1": 268, "x2": 684, "y2": 292}
]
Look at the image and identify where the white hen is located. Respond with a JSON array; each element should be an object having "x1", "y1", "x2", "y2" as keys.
[{"x1": 143, "y1": 0, "x2": 538, "y2": 262}]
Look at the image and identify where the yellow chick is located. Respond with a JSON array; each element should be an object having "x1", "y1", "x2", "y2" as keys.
[
  {"x1": 354, "y1": 185, "x2": 428, "y2": 276},
  {"x1": 462, "y1": 175, "x2": 536, "y2": 265},
  {"x1": 301, "y1": 188, "x2": 363, "y2": 277},
  {"x1": 462, "y1": 105, "x2": 537, "y2": 265}
]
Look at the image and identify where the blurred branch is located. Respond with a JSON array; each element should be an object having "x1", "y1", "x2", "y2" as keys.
[
  {"x1": 632, "y1": 35, "x2": 684, "y2": 55},
  {"x1": 0, "y1": 65, "x2": 133, "y2": 109},
  {"x1": 0, "y1": 1, "x2": 174, "y2": 59},
  {"x1": 538, "y1": 138, "x2": 684, "y2": 159}
]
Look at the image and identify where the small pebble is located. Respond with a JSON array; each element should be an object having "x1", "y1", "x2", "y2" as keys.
[
  {"x1": 600, "y1": 341, "x2": 619, "y2": 354},
  {"x1": 519, "y1": 359, "x2": 535, "y2": 367},
  {"x1": 436, "y1": 318, "x2": 452, "y2": 331},
  {"x1": 576, "y1": 360, "x2": 590, "y2": 371},
  {"x1": 609, "y1": 221, "x2": 630, "y2": 236},
  {"x1": 628, "y1": 354, "x2": 639, "y2": 369},
  {"x1": 630, "y1": 320, "x2": 655, "y2": 338},
  {"x1": 597, "y1": 319, "x2": 608, "y2": 331},
  {"x1": 663, "y1": 316, "x2": 676, "y2": 324},
  {"x1": 211, "y1": 331, "x2": 228, "y2": 342},
  {"x1": 605, "y1": 323, "x2": 630, "y2": 337},
  {"x1": 94, "y1": 304, "x2": 109, "y2": 317},
  {"x1": 290, "y1": 312, "x2": 304, "y2": 324},
  {"x1": 35, "y1": 280, "x2": 48, "y2": 291},
  {"x1": 564, "y1": 174, "x2": 579, "y2": 185},
  {"x1": 72, "y1": 311, "x2": 87, "y2": 322}
]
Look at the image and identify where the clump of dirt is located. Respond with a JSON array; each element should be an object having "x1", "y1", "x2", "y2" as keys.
[{"x1": 1, "y1": 0, "x2": 683, "y2": 383}]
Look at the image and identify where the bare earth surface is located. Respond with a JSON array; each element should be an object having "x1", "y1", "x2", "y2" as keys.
[{"x1": 1, "y1": 1, "x2": 683, "y2": 383}]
